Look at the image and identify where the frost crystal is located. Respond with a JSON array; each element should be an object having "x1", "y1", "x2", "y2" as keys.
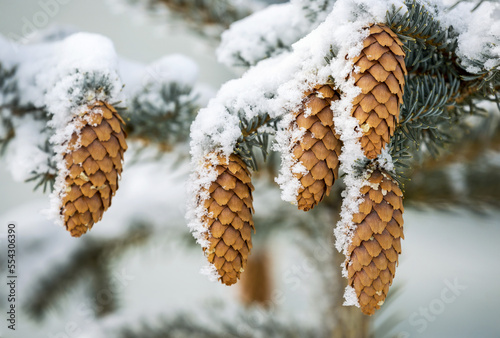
[{"x1": 342, "y1": 285, "x2": 360, "y2": 307}]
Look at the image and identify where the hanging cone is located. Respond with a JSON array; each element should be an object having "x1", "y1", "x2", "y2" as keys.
[
  {"x1": 346, "y1": 169, "x2": 404, "y2": 315},
  {"x1": 239, "y1": 249, "x2": 272, "y2": 307},
  {"x1": 350, "y1": 24, "x2": 407, "y2": 159},
  {"x1": 292, "y1": 84, "x2": 342, "y2": 211},
  {"x1": 202, "y1": 153, "x2": 255, "y2": 286},
  {"x1": 60, "y1": 101, "x2": 127, "y2": 237}
]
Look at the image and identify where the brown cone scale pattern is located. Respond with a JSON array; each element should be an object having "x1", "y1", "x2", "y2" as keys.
[
  {"x1": 60, "y1": 101, "x2": 127, "y2": 237},
  {"x1": 292, "y1": 84, "x2": 342, "y2": 211},
  {"x1": 351, "y1": 24, "x2": 407, "y2": 159},
  {"x1": 202, "y1": 153, "x2": 255, "y2": 286},
  {"x1": 346, "y1": 169, "x2": 404, "y2": 315}
]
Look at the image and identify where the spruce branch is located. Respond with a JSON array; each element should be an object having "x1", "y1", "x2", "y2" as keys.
[
  {"x1": 0, "y1": 63, "x2": 21, "y2": 153},
  {"x1": 404, "y1": 160, "x2": 500, "y2": 209},
  {"x1": 385, "y1": 0, "x2": 500, "y2": 171},
  {"x1": 389, "y1": 74, "x2": 460, "y2": 167},
  {"x1": 386, "y1": 0, "x2": 463, "y2": 78},
  {"x1": 23, "y1": 224, "x2": 151, "y2": 321},
  {"x1": 301, "y1": 0, "x2": 335, "y2": 22},
  {"x1": 387, "y1": 1, "x2": 500, "y2": 104},
  {"x1": 234, "y1": 112, "x2": 280, "y2": 171},
  {"x1": 24, "y1": 140, "x2": 57, "y2": 193},
  {"x1": 449, "y1": 0, "x2": 494, "y2": 11},
  {"x1": 387, "y1": 1, "x2": 453, "y2": 50},
  {"x1": 217, "y1": 0, "x2": 336, "y2": 68},
  {"x1": 114, "y1": 0, "x2": 257, "y2": 38},
  {"x1": 156, "y1": 0, "x2": 254, "y2": 28},
  {"x1": 125, "y1": 82, "x2": 199, "y2": 150},
  {"x1": 67, "y1": 70, "x2": 121, "y2": 107},
  {"x1": 461, "y1": 61, "x2": 500, "y2": 98},
  {"x1": 231, "y1": 38, "x2": 291, "y2": 68},
  {"x1": 115, "y1": 308, "x2": 325, "y2": 338}
]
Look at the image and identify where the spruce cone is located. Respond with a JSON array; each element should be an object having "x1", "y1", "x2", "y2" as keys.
[
  {"x1": 292, "y1": 84, "x2": 342, "y2": 211},
  {"x1": 346, "y1": 169, "x2": 404, "y2": 315},
  {"x1": 351, "y1": 24, "x2": 407, "y2": 159},
  {"x1": 202, "y1": 153, "x2": 254, "y2": 286},
  {"x1": 240, "y1": 249, "x2": 272, "y2": 307},
  {"x1": 60, "y1": 101, "x2": 127, "y2": 237}
]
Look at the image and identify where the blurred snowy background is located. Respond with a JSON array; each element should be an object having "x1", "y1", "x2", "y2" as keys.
[{"x1": 0, "y1": 0, "x2": 499, "y2": 337}]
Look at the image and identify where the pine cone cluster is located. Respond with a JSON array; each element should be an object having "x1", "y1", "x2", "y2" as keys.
[
  {"x1": 60, "y1": 101, "x2": 127, "y2": 237},
  {"x1": 351, "y1": 24, "x2": 407, "y2": 159},
  {"x1": 202, "y1": 153, "x2": 255, "y2": 286},
  {"x1": 346, "y1": 169, "x2": 404, "y2": 315},
  {"x1": 292, "y1": 84, "x2": 342, "y2": 211},
  {"x1": 192, "y1": 24, "x2": 408, "y2": 316}
]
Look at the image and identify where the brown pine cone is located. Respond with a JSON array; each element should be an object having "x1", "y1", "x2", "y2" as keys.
[
  {"x1": 239, "y1": 249, "x2": 272, "y2": 307},
  {"x1": 346, "y1": 169, "x2": 404, "y2": 315},
  {"x1": 60, "y1": 101, "x2": 127, "y2": 237},
  {"x1": 202, "y1": 153, "x2": 255, "y2": 286},
  {"x1": 292, "y1": 84, "x2": 342, "y2": 211},
  {"x1": 351, "y1": 24, "x2": 407, "y2": 159}
]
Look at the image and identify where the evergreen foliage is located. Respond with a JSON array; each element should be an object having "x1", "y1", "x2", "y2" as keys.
[
  {"x1": 116, "y1": 309, "x2": 325, "y2": 338},
  {"x1": 23, "y1": 224, "x2": 151, "y2": 320},
  {"x1": 1, "y1": 0, "x2": 500, "y2": 335},
  {"x1": 126, "y1": 82, "x2": 199, "y2": 148},
  {"x1": 234, "y1": 112, "x2": 280, "y2": 171}
]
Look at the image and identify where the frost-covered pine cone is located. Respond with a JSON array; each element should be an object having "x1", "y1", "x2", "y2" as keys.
[
  {"x1": 351, "y1": 24, "x2": 407, "y2": 159},
  {"x1": 60, "y1": 101, "x2": 127, "y2": 237},
  {"x1": 346, "y1": 169, "x2": 404, "y2": 315},
  {"x1": 202, "y1": 153, "x2": 254, "y2": 286},
  {"x1": 292, "y1": 84, "x2": 342, "y2": 211}
]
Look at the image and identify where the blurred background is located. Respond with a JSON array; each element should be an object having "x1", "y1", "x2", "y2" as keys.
[{"x1": 1, "y1": 0, "x2": 500, "y2": 337}]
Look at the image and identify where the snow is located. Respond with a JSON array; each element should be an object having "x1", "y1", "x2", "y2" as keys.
[
  {"x1": 185, "y1": 151, "x2": 224, "y2": 280},
  {"x1": 217, "y1": 0, "x2": 339, "y2": 68},
  {"x1": 453, "y1": 1, "x2": 500, "y2": 73},
  {"x1": 218, "y1": 2, "x2": 319, "y2": 67},
  {"x1": 5, "y1": 115, "x2": 52, "y2": 182},
  {"x1": 0, "y1": 35, "x2": 17, "y2": 67},
  {"x1": 343, "y1": 285, "x2": 360, "y2": 307},
  {"x1": 124, "y1": 54, "x2": 200, "y2": 122},
  {"x1": 141, "y1": 54, "x2": 199, "y2": 87},
  {"x1": 119, "y1": 54, "x2": 201, "y2": 107},
  {"x1": 43, "y1": 33, "x2": 122, "y2": 119},
  {"x1": 273, "y1": 114, "x2": 307, "y2": 204},
  {"x1": 424, "y1": 0, "x2": 500, "y2": 74}
]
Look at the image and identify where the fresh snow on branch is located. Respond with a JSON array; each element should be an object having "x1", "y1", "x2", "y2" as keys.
[
  {"x1": 451, "y1": 1, "x2": 500, "y2": 72},
  {"x1": 217, "y1": 0, "x2": 337, "y2": 68}
]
